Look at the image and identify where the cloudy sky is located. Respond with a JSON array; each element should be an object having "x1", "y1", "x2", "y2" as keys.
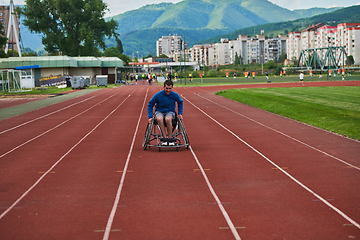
[{"x1": 2, "y1": 0, "x2": 359, "y2": 17}]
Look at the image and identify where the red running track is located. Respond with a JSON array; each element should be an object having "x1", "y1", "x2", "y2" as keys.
[{"x1": 0, "y1": 82, "x2": 359, "y2": 240}]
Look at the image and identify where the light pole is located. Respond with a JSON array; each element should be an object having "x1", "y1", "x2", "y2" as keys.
[{"x1": 261, "y1": 54, "x2": 263, "y2": 75}]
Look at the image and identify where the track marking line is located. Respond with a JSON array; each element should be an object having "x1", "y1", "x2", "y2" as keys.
[
  {"x1": 192, "y1": 92, "x2": 360, "y2": 171},
  {"x1": 183, "y1": 95, "x2": 360, "y2": 230},
  {"x1": 0, "y1": 90, "x2": 110, "y2": 135},
  {"x1": 102, "y1": 88, "x2": 149, "y2": 240},
  {"x1": 272, "y1": 167, "x2": 288, "y2": 170},
  {"x1": 219, "y1": 227, "x2": 245, "y2": 229},
  {"x1": 0, "y1": 91, "x2": 134, "y2": 220},
  {"x1": 189, "y1": 146, "x2": 241, "y2": 240},
  {"x1": 95, "y1": 229, "x2": 121, "y2": 232},
  {"x1": 0, "y1": 92, "x2": 121, "y2": 159}
]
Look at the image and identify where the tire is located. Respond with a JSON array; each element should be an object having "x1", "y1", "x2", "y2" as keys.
[
  {"x1": 142, "y1": 121, "x2": 153, "y2": 149},
  {"x1": 178, "y1": 118, "x2": 189, "y2": 147}
]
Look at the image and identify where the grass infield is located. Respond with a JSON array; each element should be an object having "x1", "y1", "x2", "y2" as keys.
[{"x1": 216, "y1": 86, "x2": 360, "y2": 141}]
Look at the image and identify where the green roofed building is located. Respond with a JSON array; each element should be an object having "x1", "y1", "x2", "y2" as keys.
[{"x1": 0, "y1": 56, "x2": 124, "y2": 86}]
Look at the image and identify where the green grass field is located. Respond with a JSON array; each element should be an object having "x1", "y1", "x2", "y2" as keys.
[
  {"x1": 174, "y1": 74, "x2": 360, "y2": 86},
  {"x1": 216, "y1": 86, "x2": 360, "y2": 141}
]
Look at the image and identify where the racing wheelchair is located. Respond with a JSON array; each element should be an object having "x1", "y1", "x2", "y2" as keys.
[{"x1": 142, "y1": 113, "x2": 190, "y2": 152}]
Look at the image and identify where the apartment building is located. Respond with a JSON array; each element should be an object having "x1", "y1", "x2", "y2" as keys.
[
  {"x1": 300, "y1": 23, "x2": 325, "y2": 50},
  {"x1": 190, "y1": 44, "x2": 212, "y2": 66},
  {"x1": 189, "y1": 34, "x2": 286, "y2": 66},
  {"x1": 156, "y1": 35, "x2": 184, "y2": 57},
  {"x1": 336, "y1": 23, "x2": 360, "y2": 65},
  {"x1": 287, "y1": 22, "x2": 360, "y2": 65},
  {"x1": 316, "y1": 26, "x2": 337, "y2": 48},
  {"x1": 208, "y1": 38, "x2": 231, "y2": 66},
  {"x1": 287, "y1": 32, "x2": 301, "y2": 61}
]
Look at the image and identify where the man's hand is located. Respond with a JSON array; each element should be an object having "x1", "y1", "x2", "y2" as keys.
[
  {"x1": 178, "y1": 114, "x2": 183, "y2": 119},
  {"x1": 148, "y1": 118, "x2": 153, "y2": 123}
]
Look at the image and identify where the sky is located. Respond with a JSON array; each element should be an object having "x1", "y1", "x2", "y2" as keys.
[{"x1": 1, "y1": 0, "x2": 359, "y2": 17}]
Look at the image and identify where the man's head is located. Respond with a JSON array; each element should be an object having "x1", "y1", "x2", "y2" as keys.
[{"x1": 164, "y1": 80, "x2": 173, "y2": 95}]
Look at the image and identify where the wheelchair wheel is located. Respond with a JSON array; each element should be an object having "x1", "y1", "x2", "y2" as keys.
[
  {"x1": 142, "y1": 121, "x2": 153, "y2": 150},
  {"x1": 178, "y1": 118, "x2": 190, "y2": 148}
]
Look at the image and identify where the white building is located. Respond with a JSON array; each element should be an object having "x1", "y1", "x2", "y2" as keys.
[
  {"x1": 336, "y1": 23, "x2": 360, "y2": 65},
  {"x1": 300, "y1": 23, "x2": 325, "y2": 50},
  {"x1": 156, "y1": 35, "x2": 184, "y2": 57},
  {"x1": 287, "y1": 22, "x2": 360, "y2": 65},
  {"x1": 287, "y1": 32, "x2": 301, "y2": 61},
  {"x1": 316, "y1": 26, "x2": 337, "y2": 48},
  {"x1": 191, "y1": 34, "x2": 286, "y2": 66},
  {"x1": 190, "y1": 44, "x2": 212, "y2": 66}
]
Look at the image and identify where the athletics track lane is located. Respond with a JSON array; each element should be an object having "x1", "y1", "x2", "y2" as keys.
[
  {"x1": 174, "y1": 86, "x2": 360, "y2": 239},
  {"x1": 0, "y1": 86, "x2": 141, "y2": 239},
  {"x1": 0, "y1": 82, "x2": 359, "y2": 239}
]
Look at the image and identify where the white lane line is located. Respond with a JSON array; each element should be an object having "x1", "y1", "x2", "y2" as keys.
[
  {"x1": 102, "y1": 88, "x2": 149, "y2": 240},
  {"x1": 0, "y1": 91, "x2": 134, "y2": 220},
  {"x1": 194, "y1": 92, "x2": 360, "y2": 171},
  {"x1": 182, "y1": 95, "x2": 360, "y2": 230},
  {"x1": 189, "y1": 146, "x2": 241, "y2": 240},
  {"x1": 0, "y1": 90, "x2": 108, "y2": 135},
  {"x1": 0, "y1": 91, "x2": 123, "y2": 159}
]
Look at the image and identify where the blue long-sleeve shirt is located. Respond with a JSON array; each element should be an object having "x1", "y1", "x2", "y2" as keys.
[{"x1": 147, "y1": 90, "x2": 183, "y2": 119}]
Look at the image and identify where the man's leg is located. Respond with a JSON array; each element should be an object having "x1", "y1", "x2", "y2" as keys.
[
  {"x1": 165, "y1": 115, "x2": 173, "y2": 138},
  {"x1": 156, "y1": 115, "x2": 167, "y2": 138}
]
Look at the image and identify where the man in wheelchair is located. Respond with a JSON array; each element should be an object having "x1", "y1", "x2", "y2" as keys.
[{"x1": 147, "y1": 80, "x2": 183, "y2": 146}]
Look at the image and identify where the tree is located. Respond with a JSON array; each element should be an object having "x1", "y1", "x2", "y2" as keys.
[
  {"x1": 104, "y1": 47, "x2": 120, "y2": 57},
  {"x1": 234, "y1": 52, "x2": 240, "y2": 65},
  {"x1": 118, "y1": 53, "x2": 131, "y2": 66},
  {"x1": 347, "y1": 55, "x2": 355, "y2": 66},
  {"x1": 158, "y1": 54, "x2": 169, "y2": 58},
  {"x1": 0, "y1": 21, "x2": 8, "y2": 57},
  {"x1": 116, "y1": 38, "x2": 123, "y2": 54},
  {"x1": 19, "y1": 0, "x2": 119, "y2": 56}
]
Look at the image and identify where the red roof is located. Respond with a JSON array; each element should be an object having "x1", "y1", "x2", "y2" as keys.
[{"x1": 129, "y1": 62, "x2": 160, "y2": 66}]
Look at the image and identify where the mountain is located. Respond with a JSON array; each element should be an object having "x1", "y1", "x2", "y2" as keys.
[
  {"x1": 196, "y1": 5, "x2": 360, "y2": 45},
  {"x1": 107, "y1": 0, "x2": 342, "y2": 56},
  {"x1": 19, "y1": 0, "x2": 343, "y2": 56}
]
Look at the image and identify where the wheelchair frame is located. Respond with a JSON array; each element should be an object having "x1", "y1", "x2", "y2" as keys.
[{"x1": 142, "y1": 116, "x2": 190, "y2": 152}]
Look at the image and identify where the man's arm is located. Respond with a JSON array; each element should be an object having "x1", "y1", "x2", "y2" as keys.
[
  {"x1": 176, "y1": 94, "x2": 184, "y2": 118},
  {"x1": 147, "y1": 94, "x2": 158, "y2": 122}
]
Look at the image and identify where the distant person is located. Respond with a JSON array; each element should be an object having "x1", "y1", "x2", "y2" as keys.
[
  {"x1": 149, "y1": 73, "x2": 153, "y2": 85},
  {"x1": 233, "y1": 72, "x2": 237, "y2": 79},
  {"x1": 299, "y1": 71, "x2": 304, "y2": 86}
]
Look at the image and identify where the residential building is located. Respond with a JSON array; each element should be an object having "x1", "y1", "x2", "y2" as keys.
[
  {"x1": 300, "y1": 23, "x2": 325, "y2": 50},
  {"x1": 287, "y1": 32, "x2": 301, "y2": 61},
  {"x1": 156, "y1": 35, "x2": 184, "y2": 57},
  {"x1": 190, "y1": 34, "x2": 286, "y2": 67},
  {"x1": 190, "y1": 44, "x2": 212, "y2": 66},
  {"x1": 287, "y1": 22, "x2": 360, "y2": 65},
  {"x1": 336, "y1": 23, "x2": 360, "y2": 65}
]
